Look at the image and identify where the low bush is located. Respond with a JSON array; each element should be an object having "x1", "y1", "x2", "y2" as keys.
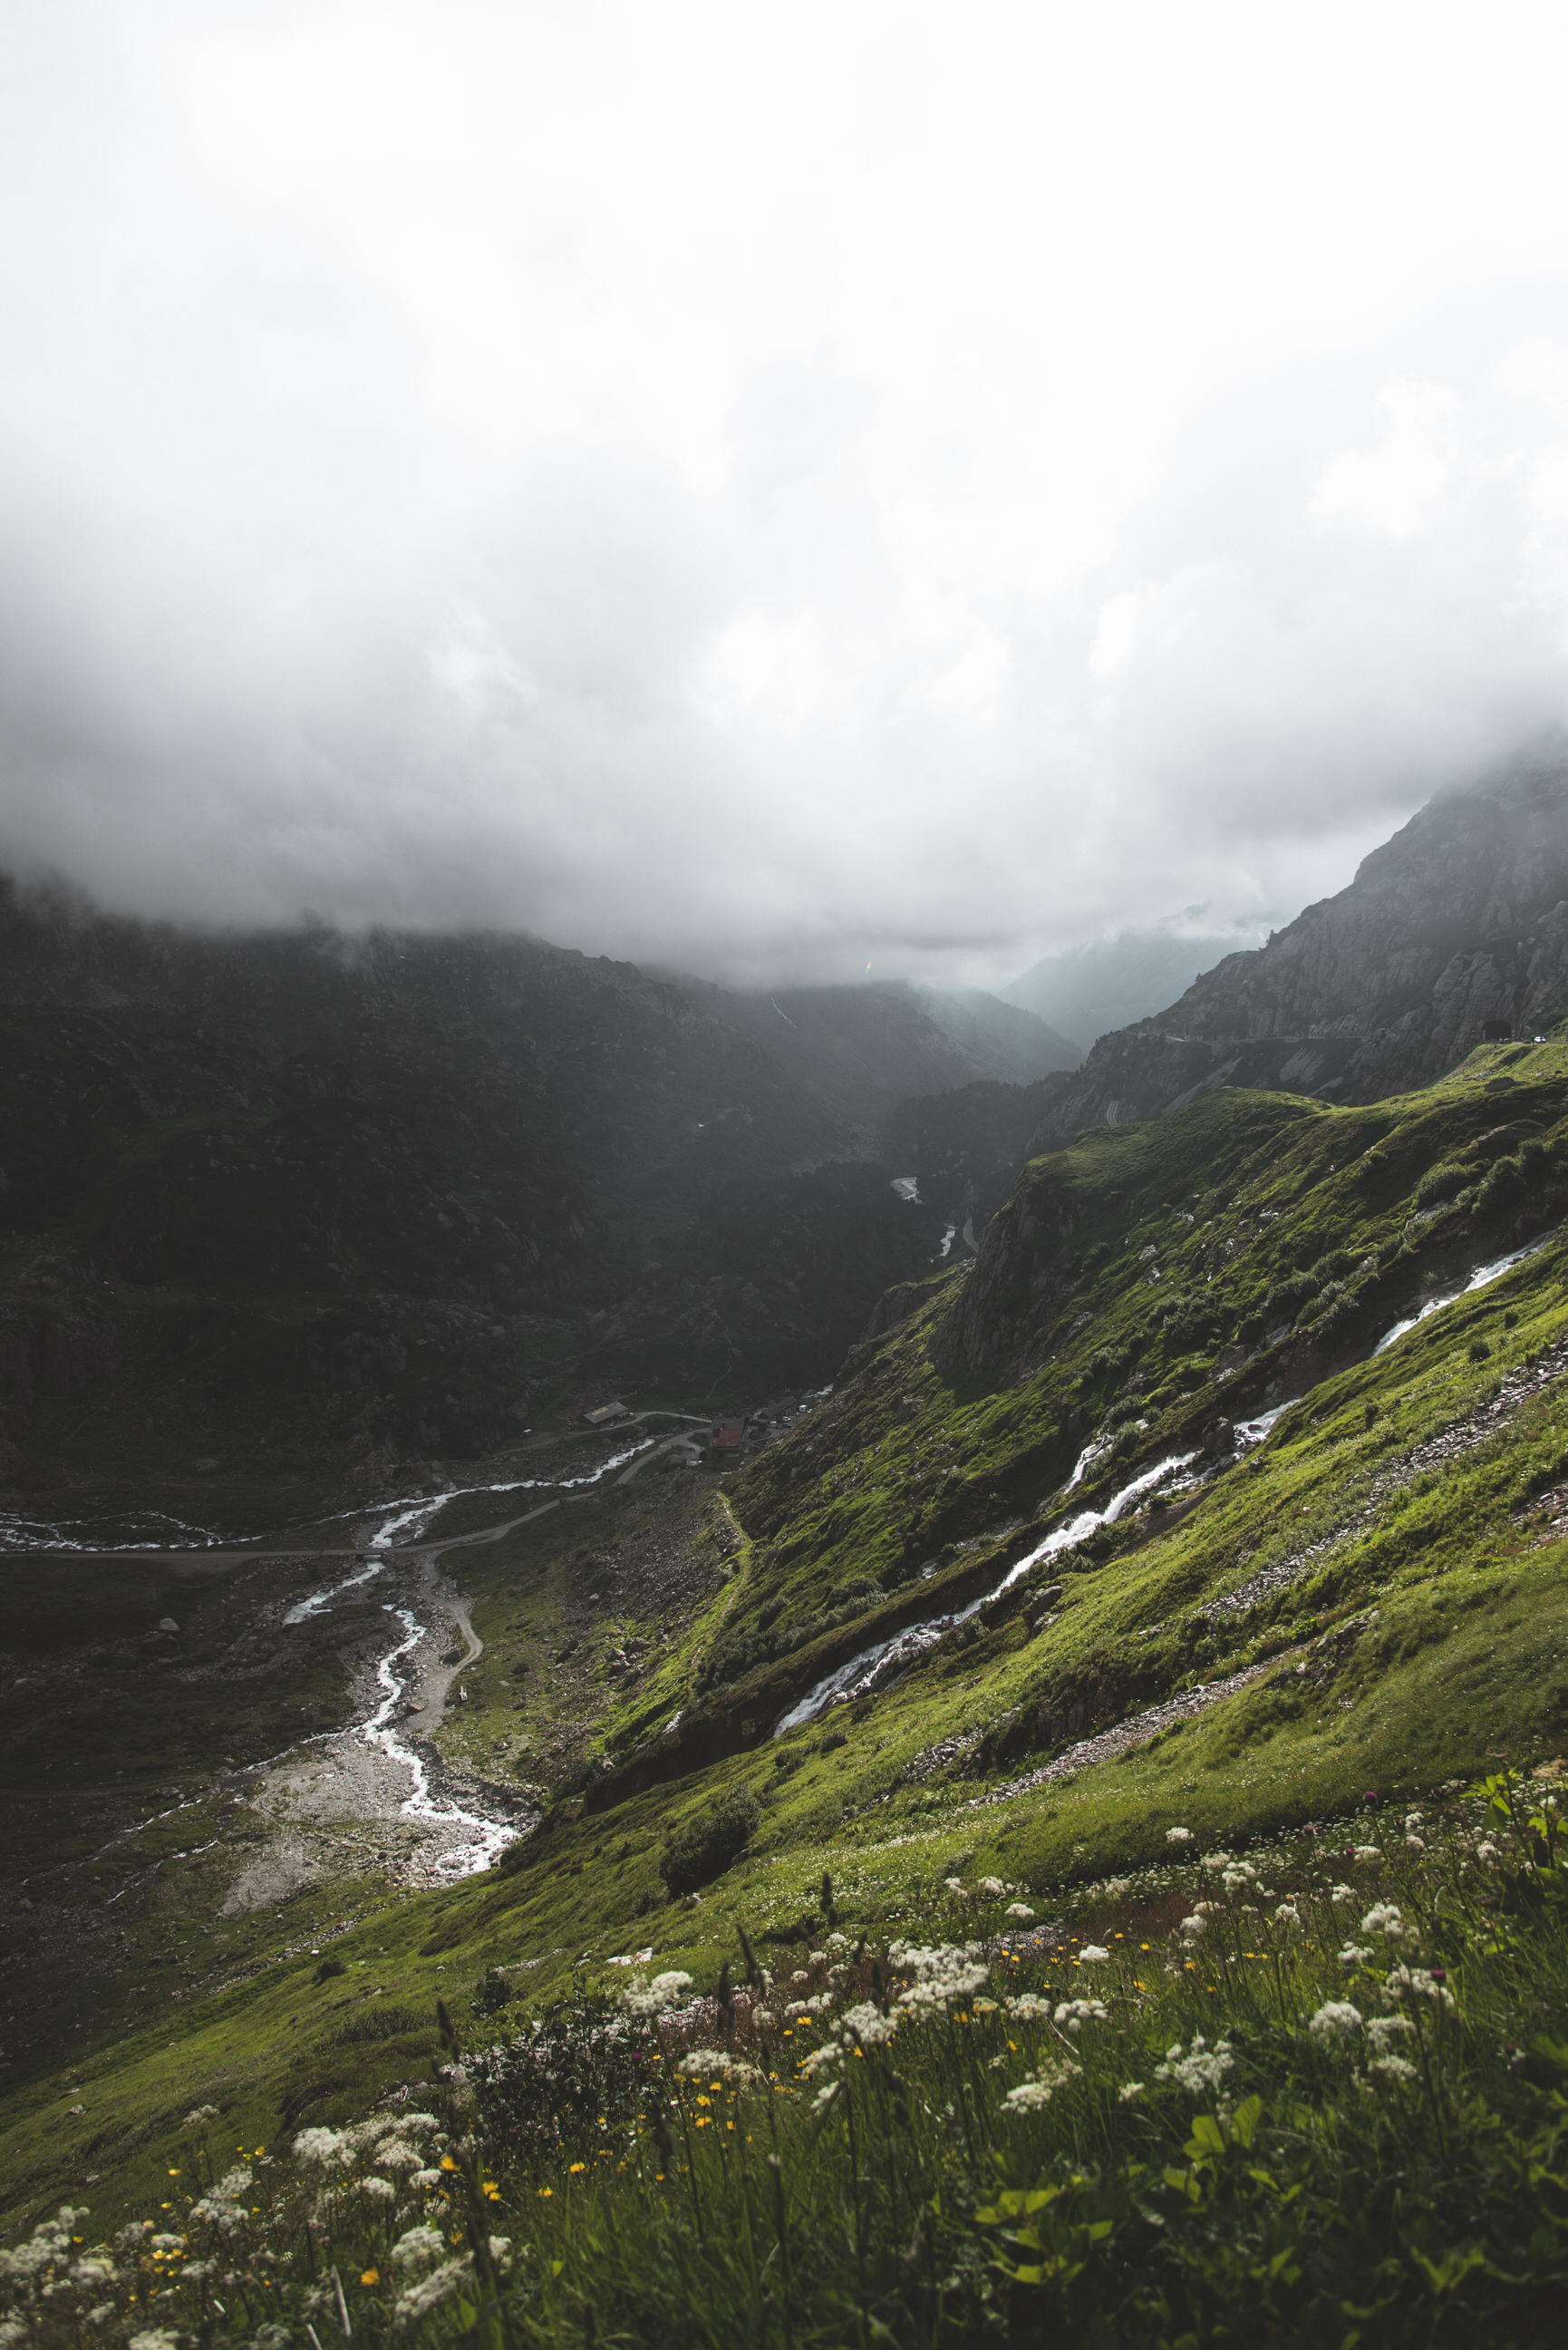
[
  {"x1": 659, "y1": 1782, "x2": 762, "y2": 1895},
  {"x1": 1416, "y1": 1160, "x2": 1470, "y2": 1208}
]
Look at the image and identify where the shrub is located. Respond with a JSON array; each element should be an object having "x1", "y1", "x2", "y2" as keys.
[
  {"x1": 660, "y1": 1784, "x2": 762, "y2": 1895},
  {"x1": 1263, "y1": 1270, "x2": 1317, "y2": 1319},
  {"x1": 1468, "y1": 1337, "x2": 1492, "y2": 1363},
  {"x1": 328, "y1": 2004, "x2": 430, "y2": 2046},
  {"x1": 1089, "y1": 1343, "x2": 1130, "y2": 1377},
  {"x1": 1415, "y1": 1160, "x2": 1469, "y2": 1208}
]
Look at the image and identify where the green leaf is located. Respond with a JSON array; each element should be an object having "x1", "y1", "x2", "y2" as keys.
[
  {"x1": 1231, "y1": 2093, "x2": 1264, "y2": 2150},
  {"x1": 1184, "y1": 2114, "x2": 1227, "y2": 2161},
  {"x1": 453, "y1": 2298, "x2": 479, "y2": 2335}
]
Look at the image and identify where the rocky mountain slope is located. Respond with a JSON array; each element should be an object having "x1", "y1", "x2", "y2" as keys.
[{"x1": 1024, "y1": 743, "x2": 1568, "y2": 1148}]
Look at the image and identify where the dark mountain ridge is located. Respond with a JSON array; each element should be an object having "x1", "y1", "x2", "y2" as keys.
[{"x1": 1021, "y1": 744, "x2": 1568, "y2": 1151}]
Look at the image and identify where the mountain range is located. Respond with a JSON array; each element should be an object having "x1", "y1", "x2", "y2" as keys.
[{"x1": 5, "y1": 747, "x2": 1568, "y2": 2344}]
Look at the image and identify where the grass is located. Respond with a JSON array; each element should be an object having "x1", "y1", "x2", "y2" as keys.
[
  {"x1": 6, "y1": 1042, "x2": 1568, "y2": 2320},
  {"x1": 7, "y1": 1770, "x2": 1565, "y2": 2345}
]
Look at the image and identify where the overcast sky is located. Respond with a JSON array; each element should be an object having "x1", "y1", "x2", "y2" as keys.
[{"x1": 4, "y1": 1, "x2": 1568, "y2": 988}]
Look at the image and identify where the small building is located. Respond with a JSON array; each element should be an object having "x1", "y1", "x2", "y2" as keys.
[
  {"x1": 711, "y1": 1417, "x2": 747, "y2": 1454},
  {"x1": 1482, "y1": 1019, "x2": 1514, "y2": 1042},
  {"x1": 582, "y1": 1401, "x2": 630, "y2": 1427}
]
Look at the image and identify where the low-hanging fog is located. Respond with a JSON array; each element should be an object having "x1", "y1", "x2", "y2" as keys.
[{"x1": 4, "y1": 0, "x2": 1568, "y2": 989}]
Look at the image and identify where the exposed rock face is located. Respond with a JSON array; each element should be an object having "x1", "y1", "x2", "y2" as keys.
[{"x1": 1026, "y1": 745, "x2": 1568, "y2": 1151}]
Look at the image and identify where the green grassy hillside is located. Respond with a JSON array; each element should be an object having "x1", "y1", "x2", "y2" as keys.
[{"x1": 5, "y1": 1039, "x2": 1568, "y2": 2339}]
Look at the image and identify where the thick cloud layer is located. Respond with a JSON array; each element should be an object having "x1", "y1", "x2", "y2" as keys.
[{"x1": 4, "y1": 1, "x2": 1568, "y2": 986}]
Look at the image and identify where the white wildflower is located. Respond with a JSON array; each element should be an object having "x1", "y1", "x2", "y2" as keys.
[
  {"x1": 1053, "y1": 1999, "x2": 1108, "y2": 2034},
  {"x1": 1118, "y1": 2081, "x2": 1145, "y2": 2102},
  {"x1": 1002, "y1": 2057, "x2": 1082, "y2": 2112},
  {"x1": 1360, "y1": 1903, "x2": 1408, "y2": 1940},
  {"x1": 1004, "y1": 1903, "x2": 1036, "y2": 1920},
  {"x1": 1404, "y1": 1811, "x2": 1424, "y2": 1829},
  {"x1": 1380, "y1": 1966, "x2": 1455, "y2": 2013},
  {"x1": 826, "y1": 1932, "x2": 848, "y2": 1952},
  {"x1": 1222, "y1": 1864, "x2": 1259, "y2": 1890},
  {"x1": 129, "y1": 2334, "x2": 180, "y2": 2350},
  {"x1": 1330, "y1": 1884, "x2": 1357, "y2": 1906},
  {"x1": 1179, "y1": 1915, "x2": 1207, "y2": 1941},
  {"x1": 810, "y1": 2081, "x2": 840, "y2": 2114},
  {"x1": 1166, "y1": 1826, "x2": 1194, "y2": 1843},
  {"x1": 361, "y1": 2177, "x2": 396, "y2": 2202},
  {"x1": 944, "y1": 1878, "x2": 966, "y2": 1894},
  {"x1": 1078, "y1": 1945, "x2": 1110, "y2": 1962},
  {"x1": 621, "y1": 1969, "x2": 694, "y2": 2017},
  {"x1": 392, "y1": 2258, "x2": 469, "y2": 2327},
  {"x1": 1309, "y1": 2001, "x2": 1362, "y2": 2043},
  {"x1": 677, "y1": 2048, "x2": 761, "y2": 2083},
  {"x1": 1406, "y1": 1835, "x2": 1426, "y2": 1851},
  {"x1": 1154, "y1": 2034, "x2": 1234, "y2": 2095},
  {"x1": 799, "y1": 2043, "x2": 842, "y2": 2080},
  {"x1": 977, "y1": 1877, "x2": 1006, "y2": 1896},
  {"x1": 294, "y1": 2128, "x2": 349, "y2": 2169},
  {"x1": 1005, "y1": 1994, "x2": 1053, "y2": 2021},
  {"x1": 1353, "y1": 1844, "x2": 1381, "y2": 1861},
  {"x1": 1366, "y1": 2015, "x2": 1415, "y2": 2049},
  {"x1": 1368, "y1": 2054, "x2": 1418, "y2": 2084},
  {"x1": 839, "y1": 2003, "x2": 896, "y2": 2046},
  {"x1": 1273, "y1": 1903, "x2": 1302, "y2": 1927},
  {"x1": 393, "y1": 2225, "x2": 446, "y2": 2272},
  {"x1": 1201, "y1": 1850, "x2": 1234, "y2": 1871},
  {"x1": 1339, "y1": 1944, "x2": 1375, "y2": 1967}
]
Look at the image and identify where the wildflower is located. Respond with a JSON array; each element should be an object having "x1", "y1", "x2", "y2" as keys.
[
  {"x1": 1078, "y1": 1944, "x2": 1110, "y2": 1963},
  {"x1": 180, "y1": 2105, "x2": 218, "y2": 2132},
  {"x1": 1309, "y1": 2000, "x2": 1362, "y2": 2043},
  {"x1": 1053, "y1": 1999, "x2": 1108, "y2": 2034},
  {"x1": 1202, "y1": 1850, "x2": 1234, "y2": 1871},
  {"x1": 361, "y1": 2177, "x2": 396, "y2": 2202},
  {"x1": 361, "y1": 2268, "x2": 382, "y2": 2287},
  {"x1": 1002, "y1": 2057, "x2": 1082, "y2": 2112},
  {"x1": 620, "y1": 1970, "x2": 694, "y2": 2017},
  {"x1": 129, "y1": 2334, "x2": 180, "y2": 2350},
  {"x1": 1222, "y1": 1863, "x2": 1258, "y2": 1890},
  {"x1": 1368, "y1": 2054, "x2": 1418, "y2": 2083},
  {"x1": 810, "y1": 2081, "x2": 840, "y2": 2114},
  {"x1": 1338, "y1": 1944, "x2": 1375, "y2": 1967},
  {"x1": 1273, "y1": 1903, "x2": 1302, "y2": 1927},
  {"x1": 1118, "y1": 2081, "x2": 1145, "y2": 2102},
  {"x1": 1179, "y1": 1915, "x2": 1207, "y2": 1941},
  {"x1": 1380, "y1": 1966, "x2": 1456, "y2": 2013},
  {"x1": 1406, "y1": 1835, "x2": 1426, "y2": 1850},
  {"x1": 839, "y1": 2003, "x2": 895, "y2": 2046},
  {"x1": 392, "y1": 2258, "x2": 469, "y2": 2328},
  {"x1": 1166, "y1": 1826, "x2": 1194, "y2": 1843},
  {"x1": 1330, "y1": 1883, "x2": 1356, "y2": 1906},
  {"x1": 1005, "y1": 1994, "x2": 1053, "y2": 2021},
  {"x1": 1353, "y1": 1844, "x2": 1381, "y2": 1860},
  {"x1": 293, "y1": 2128, "x2": 349, "y2": 2169},
  {"x1": 1004, "y1": 1902, "x2": 1036, "y2": 1920},
  {"x1": 1475, "y1": 1839, "x2": 1499, "y2": 1860},
  {"x1": 392, "y1": 2226, "x2": 445, "y2": 2273},
  {"x1": 1154, "y1": 2034, "x2": 1234, "y2": 2095},
  {"x1": 1365, "y1": 2015, "x2": 1414, "y2": 2050},
  {"x1": 678, "y1": 2048, "x2": 761, "y2": 2083},
  {"x1": 826, "y1": 1931, "x2": 848, "y2": 1951},
  {"x1": 977, "y1": 1876, "x2": 1006, "y2": 1895},
  {"x1": 799, "y1": 2044, "x2": 841, "y2": 2079},
  {"x1": 1403, "y1": 1810, "x2": 1424, "y2": 1828}
]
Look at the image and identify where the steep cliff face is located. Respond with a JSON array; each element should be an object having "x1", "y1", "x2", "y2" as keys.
[{"x1": 1026, "y1": 747, "x2": 1568, "y2": 1151}]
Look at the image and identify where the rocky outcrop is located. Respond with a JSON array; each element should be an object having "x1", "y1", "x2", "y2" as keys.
[{"x1": 1026, "y1": 744, "x2": 1568, "y2": 1151}]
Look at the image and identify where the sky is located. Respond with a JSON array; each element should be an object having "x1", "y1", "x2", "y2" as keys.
[{"x1": 5, "y1": 1, "x2": 1568, "y2": 989}]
